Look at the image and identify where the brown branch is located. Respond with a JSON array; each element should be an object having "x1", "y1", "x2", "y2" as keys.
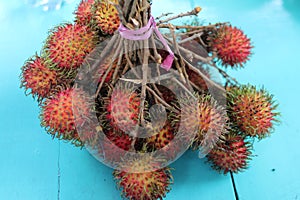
[
  {"x1": 111, "y1": 48, "x2": 124, "y2": 86},
  {"x1": 150, "y1": 35, "x2": 162, "y2": 64},
  {"x1": 95, "y1": 36, "x2": 123, "y2": 97},
  {"x1": 157, "y1": 7, "x2": 202, "y2": 25},
  {"x1": 169, "y1": 25, "x2": 190, "y2": 87},
  {"x1": 155, "y1": 12, "x2": 173, "y2": 20},
  {"x1": 146, "y1": 86, "x2": 179, "y2": 113},
  {"x1": 210, "y1": 62, "x2": 239, "y2": 85},
  {"x1": 182, "y1": 57, "x2": 226, "y2": 92},
  {"x1": 158, "y1": 22, "x2": 227, "y2": 30},
  {"x1": 138, "y1": 1, "x2": 149, "y2": 127}
]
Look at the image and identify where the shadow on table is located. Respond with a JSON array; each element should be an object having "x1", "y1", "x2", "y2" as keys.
[
  {"x1": 283, "y1": 0, "x2": 300, "y2": 20},
  {"x1": 170, "y1": 150, "x2": 224, "y2": 185}
]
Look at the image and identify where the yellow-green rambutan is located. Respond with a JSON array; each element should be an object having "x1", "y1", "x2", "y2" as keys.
[
  {"x1": 20, "y1": 54, "x2": 59, "y2": 101},
  {"x1": 227, "y1": 85, "x2": 279, "y2": 139},
  {"x1": 92, "y1": 0, "x2": 120, "y2": 35}
]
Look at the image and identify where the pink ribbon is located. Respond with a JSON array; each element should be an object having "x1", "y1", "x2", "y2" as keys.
[{"x1": 118, "y1": 16, "x2": 174, "y2": 71}]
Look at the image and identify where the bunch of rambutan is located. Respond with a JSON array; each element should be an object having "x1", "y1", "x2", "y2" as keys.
[{"x1": 20, "y1": 0, "x2": 279, "y2": 199}]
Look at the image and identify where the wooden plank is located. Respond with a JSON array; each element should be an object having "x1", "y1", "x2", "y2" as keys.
[
  {"x1": 0, "y1": 2, "x2": 77, "y2": 199},
  {"x1": 59, "y1": 144, "x2": 120, "y2": 200},
  {"x1": 59, "y1": 146, "x2": 235, "y2": 200},
  {"x1": 0, "y1": 92, "x2": 59, "y2": 200}
]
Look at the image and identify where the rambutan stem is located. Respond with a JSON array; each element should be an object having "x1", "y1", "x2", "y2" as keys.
[
  {"x1": 157, "y1": 7, "x2": 202, "y2": 25},
  {"x1": 210, "y1": 61, "x2": 239, "y2": 85},
  {"x1": 158, "y1": 22, "x2": 227, "y2": 30}
]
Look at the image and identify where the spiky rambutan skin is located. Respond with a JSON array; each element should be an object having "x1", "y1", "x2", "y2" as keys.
[
  {"x1": 74, "y1": 0, "x2": 95, "y2": 26},
  {"x1": 207, "y1": 134, "x2": 252, "y2": 174},
  {"x1": 146, "y1": 123, "x2": 183, "y2": 160},
  {"x1": 210, "y1": 25, "x2": 252, "y2": 68},
  {"x1": 92, "y1": 0, "x2": 120, "y2": 35},
  {"x1": 40, "y1": 88, "x2": 92, "y2": 146},
  {"x1": 113, "y1": 166, "x2": 172, "y2": 200},
  {"x1": 146, "y1": 123, "x2": 174, "y2": 150},
  {"x1": 97, "y1": 129, "x2": 133, "y2": 163},
  {"x1": 106, "y1": 129, "x2": 133, "y2": 151},
  {"x1": 227, "y1": 85, "x2": 279, "y2": 139},
  {"x1": 177, "y1": 94, "x2": 228, "y2": 151},
  {"x1": 114, "y1": 169, "x2": 172, "y2": 200},
  {"x1": 105, "y1": 85, "x2": 140, "y2": 133},
  {"x1": 20, "y1": 55, "x2": 58, "y2": 101},
  {"x1": 44, "y1": 23, "x2": 97, "y2": 71}
]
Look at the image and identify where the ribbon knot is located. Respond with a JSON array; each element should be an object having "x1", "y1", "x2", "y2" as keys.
[{"x1": 118, "y1": 16, "x2": 174, "y2": 71}]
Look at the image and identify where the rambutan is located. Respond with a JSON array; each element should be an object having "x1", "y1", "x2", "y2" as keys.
[
  {"x1": 145, "y1": 122, "x2": 181, "y2": 160},
  {"x1": 146, "y1": 123, "x2": 174, "y2": 150},
  {"x1": 40, "y1": 88, "x2": 92, "y2": 146},
  {"x1": 113, "y1": 155, "x2": 173, "y2": 200},
  {"x1": 92, "y1": 0, "x2": 120, "y2": 35},
  {"x1": 106, "y1": 129, "x2": 133, "y2": 151},
  {"x1": 74, "y1": 0, "x2": 95, "y2": 26},
  {"x1": 227, "y1": 85, "x2": 279, "y2": 139},
  {"x1": 210, "y1": 25, "x2": 252, "y2": 68},
  {"x1": 20, "y1": 55, "x2": 58, "y2": 101},
  {"x1": 207, "y1": 133, "x2": 252, "y2": 174},
  {"x1": 105, "y1": 84, "x2": 141, "y2": 133},
  {"x1": 44, "y1": 23, "x2": 97, "y2": 72},
  {"x1": 97, "y1": 129, "x2": 133, "y2": 163},
  {"x1": 177, "y1": 94, "x2": 228, "y2": 151}
]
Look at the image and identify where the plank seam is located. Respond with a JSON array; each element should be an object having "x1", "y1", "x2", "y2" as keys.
[
  {"x1": 230, "y1": 171, "x2": 239, "y2": 200},
  {"x1": 57, "y1": 141, "x2": 61, "y2": 200}
]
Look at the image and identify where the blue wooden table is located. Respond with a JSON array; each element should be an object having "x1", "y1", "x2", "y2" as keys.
[{"x1": 0, "y1": 0, "x2": 299, "y2": 199}]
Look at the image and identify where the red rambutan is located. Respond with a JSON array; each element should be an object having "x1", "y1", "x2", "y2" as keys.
[
  {"x1": 40, "y1": 88, "x2": 92, "y2": 145},
  {"x1": 105, "y1": 84, "x2": 141, "y2": 133},
  {"x1": 210, "y1": 25, "x2": 252, "y2": 68},
  {"x1": 227, "y1": 85, "x2": 279, "y2": 139},
  {"x1": 97, "y1": 129, "x2": 133, "y2": 163},
  {"x1": 106, "y1": 129, "x2": 133, "y2": 151},
  {"x1": 145, "y1": 122, "x2": 179, "y2": 159},
  {"x1": 207, "y1": 134, "x2": 252, "y2": 174},
  {"x1": 20, "y1": 55, "x2": 58, "y2": 101},
  {"x1": 74, "y1": 0, "x2": 95, "y2": 26},
  {"x1": 146, "y1": 123, "x2": 174, "y2": 150},
  {"x1": 44, "y1": 23, "x2": 97, "y2": 72}
]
